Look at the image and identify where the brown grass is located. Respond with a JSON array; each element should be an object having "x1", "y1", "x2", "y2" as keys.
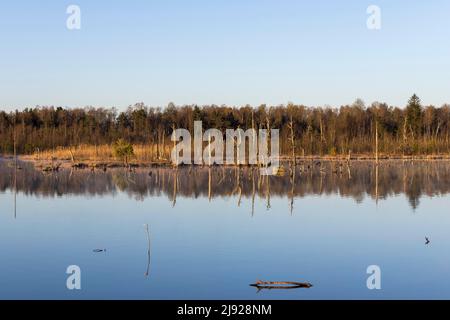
[
  {"x1": 20, "y1": 143, "x2": 450, "y2": 165},
  {"x1": 22, "y1": 144, "x2": 173, "y2": 164}
]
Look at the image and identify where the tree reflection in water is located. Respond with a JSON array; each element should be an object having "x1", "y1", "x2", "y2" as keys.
[{"x1": 1, "y1": 159, "x2": 450, "y2": 211}]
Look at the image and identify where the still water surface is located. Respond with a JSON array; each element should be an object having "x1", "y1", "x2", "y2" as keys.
[{"x1": 0, "y1": 159, "x2": 449, "y2": 299}]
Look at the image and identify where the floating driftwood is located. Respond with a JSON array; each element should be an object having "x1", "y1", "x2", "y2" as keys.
[{"x1": 250, "y1": 280, "x2": 313, "y2": 290}]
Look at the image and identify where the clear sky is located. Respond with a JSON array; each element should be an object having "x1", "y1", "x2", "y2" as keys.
[{"x1": 1, "y1": 0, "x2": 449, "y2": 110}]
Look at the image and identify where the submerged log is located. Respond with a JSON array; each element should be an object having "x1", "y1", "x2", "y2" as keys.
[{"x1": 250, "y1": 280, "x2": 313, "y2": 289}]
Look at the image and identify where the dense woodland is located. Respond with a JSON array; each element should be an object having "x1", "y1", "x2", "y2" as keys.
[{"x1": 1, "y1": 94, "x2": 450, "y2": 157}]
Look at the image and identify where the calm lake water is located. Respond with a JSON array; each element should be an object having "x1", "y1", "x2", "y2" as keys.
[{"x1": 0, "y1": 158, "x2": 449, "y2": 299}]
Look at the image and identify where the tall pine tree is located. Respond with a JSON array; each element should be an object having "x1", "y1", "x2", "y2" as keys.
[{"x1": 406, "y1": 94, "x2": 423, "y2": 138}]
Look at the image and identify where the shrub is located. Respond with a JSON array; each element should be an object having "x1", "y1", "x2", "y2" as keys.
[{"x1": 112, "y1": 139, "x2": 134, "y2": 165}]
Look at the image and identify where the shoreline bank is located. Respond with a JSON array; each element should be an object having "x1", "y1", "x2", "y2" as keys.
[{"x1": 0, "y1": 154, "x2": 447, "y2": 171}]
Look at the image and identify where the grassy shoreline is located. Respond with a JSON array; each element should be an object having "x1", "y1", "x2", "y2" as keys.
[
  {"x1": 2, "y1": 143, "x2": 449, "y2": 171},
  {"x1": 9, "y1": 154, "x2": 450, "y2": 172}
]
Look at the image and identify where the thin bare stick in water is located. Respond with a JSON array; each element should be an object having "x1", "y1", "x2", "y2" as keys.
[
  {"x1": 251, "y1": 168, "x2": 255, "y2": 216},
  {"x1": 231, "y1": 167, "x2": 240, "y2": 196},
  {"x1": 289, "y1": 164, "x2": 295, "y2": 215},
  {"x1": 172, "y1": 169, "x2": 178, "y2": 207},
  {"x1": 14, "y1": 161, "x2": 17, "y2": 219},
  {"x1": 375, "y1": 163, "x2": 379, "y2": 205},
  {"x1": 143, "y1": 224, "x2": 151, "y2": 277},
  {"x1": 347, "y1": 161, "x2": 352, "y2": 180},
  {"x1": 266, "y1": 175, "x2": 271, "y2": 210},
  {"x1": 208, "y1": 167, "x2": 212, "y2": 202},
  {"x1": 234, "y1": 167, "x2": 242, "y2": 206},
  {"x1": 237, "y1": 185, "x2": 242, "y2": 207}
]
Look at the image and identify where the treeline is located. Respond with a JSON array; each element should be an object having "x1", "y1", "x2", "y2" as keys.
[{"x1": 1, "y1": 94, "x2": 450, "y2": 156}]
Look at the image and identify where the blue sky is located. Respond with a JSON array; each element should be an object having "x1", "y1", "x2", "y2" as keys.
[{"x1": 0, "y1": 0, "x2": 449, "y2": 110}]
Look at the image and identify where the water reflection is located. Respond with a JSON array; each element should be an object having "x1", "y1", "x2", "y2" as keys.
[
  {"x1": 1, "y1": 158, "x2": 450, "y2": 299},
  {"x1": 1, "y1": 159, "x2": 450, "y2": 210}
]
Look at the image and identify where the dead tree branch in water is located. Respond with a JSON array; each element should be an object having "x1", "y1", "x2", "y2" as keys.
[
  {"x1": 250, "y1": 280, "x2": 313, "y2": 290},
  {"x1": 143, "y1": 224, "x2": 151, "y2": 277}
]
